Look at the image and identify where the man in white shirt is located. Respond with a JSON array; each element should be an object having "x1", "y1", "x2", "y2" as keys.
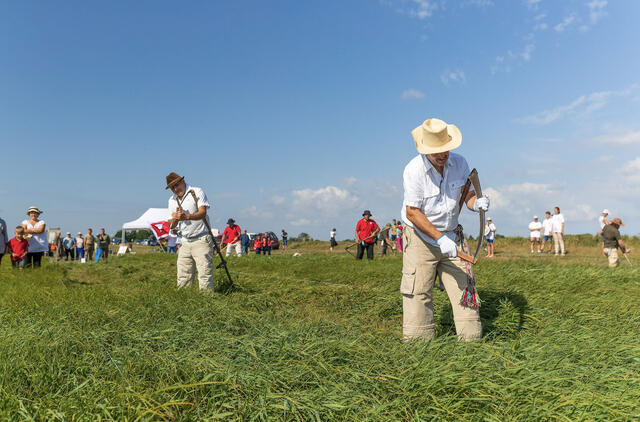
[
  {"x1": 167, "y1": 230, "x2": 178, "y2": 254},
  {"x1": 401, "y1": 118, "x2": 490, "y2": 342},
  {"x1": 552, "y1": 206, "x2": 565, "y2": 256},
  {"x1": 485, "y1": 218, "x2": 497, "y2": 258},
  {"x1": 598, "y1": 209, "x2": 609, "y2": 255},
  {"x1": 541, "y1": 211, "x2": 553, "y2": 254},
  {"x1": 166, "y1": 172, "x2": 214, "y2": 291},
  {"x1": 528, "y1": 216, "x2": 543, "y2": 254}
]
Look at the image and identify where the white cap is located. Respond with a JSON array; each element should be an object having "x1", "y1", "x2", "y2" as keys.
[
  {"x1": 533, "y1": 215, "x2": 538, "y2": 219},
  {"x1": 487, "y1": 216, "x2": 492, "y2": 220},
  {"x1": 602, "y1": 209, "x2": 609, "y2": 214}
]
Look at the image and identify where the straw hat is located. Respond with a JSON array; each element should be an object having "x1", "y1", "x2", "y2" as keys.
[
  {"x1": 611, "y1": 217, "x2": 624, "y2": 226},
  {"x1": 165, "y1": 172, "x2": 185, "y2": 190},
  {"x1": 26, "y1": 206, "x2": 43, "y2": 215},
  {"x1": 411, "y1": 118, "x2": 462, "y2": 154}
]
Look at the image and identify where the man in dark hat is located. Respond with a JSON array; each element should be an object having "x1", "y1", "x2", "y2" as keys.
[
  {"x1": 166, "y1": 172, "x2": 214, "y2": 291},
  {"x1": 355, "y1": 210, "x2": 380, "y2": 260},
  {"x1": 221, "y1": 218, "x2": 242, "y2": 257}
]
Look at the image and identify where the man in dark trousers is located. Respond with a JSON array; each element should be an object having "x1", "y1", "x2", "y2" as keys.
[
  {"x1": 355, "y1": 210, "x2": 379, "y2": 260},
  {"x1": 240, "y1": 229, "x2": 250, "y2": 255}
]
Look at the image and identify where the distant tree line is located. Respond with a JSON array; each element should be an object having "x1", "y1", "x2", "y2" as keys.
[
  {"x1": 289, "y1": 232, "x2": 314, "y2": 242},
  {"x1": 113, "y1": 229, "x2": 153, "y2": 242}
]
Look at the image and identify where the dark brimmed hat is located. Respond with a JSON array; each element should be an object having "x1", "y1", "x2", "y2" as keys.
[
  {"x1": 362, "y1": 210, "x2": 372, "y2": 216},
  {"x1": 227, "y1": 218, "x2": 235, "y2": 225},
  {"x1": 165, "y1": 172, "x2": 185, "y2": 190}
]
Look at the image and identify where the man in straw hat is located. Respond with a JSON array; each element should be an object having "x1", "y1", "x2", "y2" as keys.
[
  {"x1": 602, "y1": 217, "x2": 629, "y2": 267},
  {"x1": 166, "y1": 172, "x2": 214, "y2": 291},
  {"x1": 400, "y1": 118, "x2": 490, "y2": 342}
]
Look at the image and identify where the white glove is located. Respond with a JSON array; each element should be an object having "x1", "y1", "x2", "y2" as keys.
[
  {"x1": 437, "y1": 235, "x2": 458, "y2": 258},
  {"x1": 473, "y1": 195, "x2": 490, "y2": 212}
]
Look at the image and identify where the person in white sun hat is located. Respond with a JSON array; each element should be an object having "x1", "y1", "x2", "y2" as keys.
[
  {"x1": 528, "y1": 215, "x2": 543, "y2": 254},
  {"x1": 400, "y1": 118, "x2": 490, "y2": 342},
  {"x1": 598, "y1": 209, "x2": 610, "y2": 255}
]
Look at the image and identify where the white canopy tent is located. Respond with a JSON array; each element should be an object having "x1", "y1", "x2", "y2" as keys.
[{"x1": 121, "y1": 208, "x2": 171, "y2": 243}]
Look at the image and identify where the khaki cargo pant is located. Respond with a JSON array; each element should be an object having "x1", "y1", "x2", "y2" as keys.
[
  {"x1": 177, "y1": 234, "x2": 214, "y2": 291},
  {"x1": 401, "y1": 226, "x2": 482, "y2": 342},
  {"x1": 605, "y1": 247, "x2": 619, "y2": 267},
  {"x1": 552, "y1": 232, "x2": 565, "y2": 255}
]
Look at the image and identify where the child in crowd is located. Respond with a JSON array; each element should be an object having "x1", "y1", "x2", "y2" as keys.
[{"x1": 8, "y1": 226, "x2": 29, "y2": 269}]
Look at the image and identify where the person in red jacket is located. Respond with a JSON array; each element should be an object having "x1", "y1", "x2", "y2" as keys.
[
  {"x1": 254, "y1": 236, "x2": 261, "y2": 254},
  {"x1": 355, "y1": 210, "x2": 380, "y2": 260},
  {"x1": 8, "y1": 226, "x2": 29, "y2": 270}
]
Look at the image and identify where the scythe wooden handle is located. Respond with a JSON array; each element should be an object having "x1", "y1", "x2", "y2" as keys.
[{"x1": 457, "y1": 249, "x2": 478, "y2": 265}]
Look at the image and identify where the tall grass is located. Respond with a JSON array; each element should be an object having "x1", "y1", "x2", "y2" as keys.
[{"x1": 0, "y1": 248, "x2": 638, "y2": 420}]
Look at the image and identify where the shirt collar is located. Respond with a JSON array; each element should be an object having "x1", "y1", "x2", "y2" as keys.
[{"x1": 421, "y1": 154, "x2": 451, "y2": 175}]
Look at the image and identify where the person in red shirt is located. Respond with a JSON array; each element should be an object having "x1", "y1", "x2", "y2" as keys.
[
  {"x1": 221, "y1": 218, "x2": 242, "y2": 257},
  {"x1": 8, "y1": 226, "x2": 29, "y2": 270},
  {"x1": 355, "y1": 210, "x2": 380, "y2": 260}
]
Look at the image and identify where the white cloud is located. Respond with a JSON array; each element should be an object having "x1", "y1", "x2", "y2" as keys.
[
  {"x1": 533, "y1": 22, "x2": 548, "y2": 31},
  {"x1": 344, "y1": 176, "x2": 357, "y2": 186},
  {"x1": 409, "y1": 0, "x2": 437, "y2": 19},
  {"x1": 521, "y1": 43, "x2": 535, "y2": 61},
  {"x1": 271, "y1": 195, "x2": 285, "y2": 205},
  {"x1": 525, "y1": 0, "x2": 542, "y2": 10},
  {"x1": 440, "y1": 69, "x2": 466, "y2": 85},
  {"x1": 587, "y1": 0, "x2": 607, "y2": 24},
  {"x1": 586, "y1": 130, "x2": 640, "y2": 145},
  {"x1": 291, "y1": 186, "x2": 359, "y2": 216},
  {"x1": 241, "y1": 205, "x2": 273, "y2": 219},
  {"x1": 290, "y1": 218, "x2": 311, "y2": 226},
  {"x1": 619, "y1": 157, "x2": 640, "y2": 184},
  {"x1": 565, "y1": 204, "x2": 598, "y2": 222},
  {"x1": 516, "y1": 84, "x2": 640, "y2": 125},
  {"x1": 401, "y1": 89, "x2": 425, "y2": 100},
  {"x1": 554, "y1": 14, "x2": 576, "y2": 32}
]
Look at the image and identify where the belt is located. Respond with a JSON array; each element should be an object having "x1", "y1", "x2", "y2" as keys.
[{"x1": 182, "y1": 232, "x2": 209, "y2": 242}]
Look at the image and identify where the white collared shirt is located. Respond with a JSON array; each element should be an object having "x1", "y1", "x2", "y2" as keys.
[
  {"x1": 552, "y1": 213, "x2": 565, "y2": 233},
  {"x1": 401, "y1": 153, "x2": 471, "y2": 245},
  {"x1": 168, "y1": 185, "x2": 211, "y2": 239}
]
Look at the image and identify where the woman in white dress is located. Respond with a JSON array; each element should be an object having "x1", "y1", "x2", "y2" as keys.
[{"x1": 21, "y1": 206, "x2": 48, "y2": 268}]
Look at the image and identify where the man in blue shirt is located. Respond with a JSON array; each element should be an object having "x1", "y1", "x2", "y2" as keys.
[{"x1": 240, "y1": 230, "x2": 250, "y2": 255}]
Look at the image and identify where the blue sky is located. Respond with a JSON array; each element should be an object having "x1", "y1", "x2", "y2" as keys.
[{"x1": 2, "y1": 0, "x2": 639, "y2": 239}]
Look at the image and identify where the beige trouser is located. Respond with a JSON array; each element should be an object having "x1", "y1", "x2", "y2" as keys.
[
  {"x1": 225, "y1": 242, "x2": 242, "y2": 257},
  {"x1": 605, "y1": 247, "x2": 619, "y2": 267},
  {"x1": 401, "y1": 226, "x2": 482, "y2": 342},
  {"x1": 552, "y1": 232, "x2": 565, "y2": 255},
  {"x1": 177, "y1": 234, "x2": 214, "y2": 291}
]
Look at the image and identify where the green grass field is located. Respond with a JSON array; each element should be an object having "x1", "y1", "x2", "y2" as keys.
[{"x1": 1, "y1": 237, "x2": 639, "y2": 420}]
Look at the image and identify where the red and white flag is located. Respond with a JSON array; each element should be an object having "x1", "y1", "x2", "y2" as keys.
[{"x1": 150, "y1": 221, "x2": 170, "y2": 239}]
